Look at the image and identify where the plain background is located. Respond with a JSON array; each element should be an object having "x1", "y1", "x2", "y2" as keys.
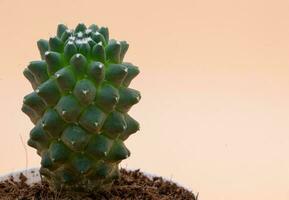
[{"x1": 0, "y1": 0, "x2": 289, "y2": 199}]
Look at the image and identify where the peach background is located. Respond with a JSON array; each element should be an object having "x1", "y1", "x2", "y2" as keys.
[{"x1": 0, "y1": 0, "x2": 289, "y2": 199}]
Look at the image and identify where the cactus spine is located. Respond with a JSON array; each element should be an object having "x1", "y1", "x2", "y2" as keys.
[{"x1": 22, "y1": 23, "x2": 140, "y2": 192}]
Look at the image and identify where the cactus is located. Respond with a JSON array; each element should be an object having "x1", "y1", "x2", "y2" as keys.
[{"x1": 22, "y1": 23, "x2": 141, "y2": 192}]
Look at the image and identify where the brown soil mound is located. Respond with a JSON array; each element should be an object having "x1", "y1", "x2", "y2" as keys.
[{"x1": 0, "y1": 169, "x2": 197, "y2": 200}]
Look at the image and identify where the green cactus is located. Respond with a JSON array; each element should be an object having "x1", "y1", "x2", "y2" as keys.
[{"x1": 22, "y1": 23, "x2": 140, "y2": 192}]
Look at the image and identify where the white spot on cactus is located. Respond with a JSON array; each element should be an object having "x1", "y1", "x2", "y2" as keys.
[
  {"x1": 71, "y1": 141, "x2": 75, "y2": 145},
  {"x1": 82, "y1": 89, "x2": 88, "y2": 95},
  {"x1": 135, "y1": 95, "x2": 140, "y2": 102},
  {"x1": 61, "y1": 110, "x2": 66, "y2": 115},
  {"x1": 69, "y1": 36, "x2": 76, "y2": 41},
  {"x1": 114, "y1": 96, "x2": 119, "y2": 102},
  {"x1": 85, "y1": 29, "x2": 92, "y2": 35},
  {"x1": 44, "y1": 51, "x2": 50, "y2": 56},
  {"x1": 124, "y1": 68, "x2": 128, "y2": 73},
  {"x1": 97, "y1": 42, "x2": 103, "y2": 46},
  {"x1": 94, "y1": 122, "x2": 98, "y2": 127},
  {"x1": 77, "y1": 32, "x2": 83, "y2": 38},
  {"x1": 79, "y1": 38, "x2": 91, "y2": 45},
  {"x1": 67, "y1": 41, "x2": 74, "y2": 45},
  {"x1": 76, "y1": 54, "x2": 81, "y2": 58},
  {"x1": 35, "y1": 89, "x2": 40, "y2": 93},
  {"x1": 55, "y1": 74, "x2": 60, "y2": 78}
]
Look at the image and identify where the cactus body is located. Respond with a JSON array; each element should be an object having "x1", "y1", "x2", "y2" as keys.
[{"x1": 22, "y1": 23, "x2": 140, "y2": 192}]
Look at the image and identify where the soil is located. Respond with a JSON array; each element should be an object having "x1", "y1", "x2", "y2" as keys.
[{"x1": 0, "y1": 169, "x2": 198, "y2": 200}]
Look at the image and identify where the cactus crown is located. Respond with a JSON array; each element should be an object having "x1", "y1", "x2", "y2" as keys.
[{"x1": 22, "y1": 23, "x2": 140, "y2": 192}]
